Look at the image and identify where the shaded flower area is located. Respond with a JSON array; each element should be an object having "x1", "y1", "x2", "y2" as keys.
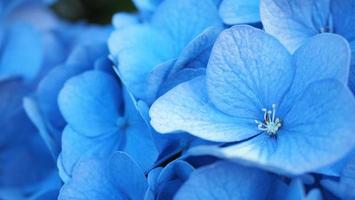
[{"x1": 1, "y1": 0, "x2": 355, "y2": 199}]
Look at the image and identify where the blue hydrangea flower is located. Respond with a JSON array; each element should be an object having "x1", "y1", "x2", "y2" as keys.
[
  {"x1": 150, "y1": 25, "x2": 355, "y2": 174},
  {"x1": 24, "y1": 26, "x2": 112, "y2": 158},
  {"x1": 109, "y1": 0, "x2": 223, "y2": 165},
  {"x1": 0, "y1": 1, "x2": 63, "y2": 198},
  {"x1": 57, "y1": 69, "x2": 158, "y2": 182},
  {"x1": 59, "y1": 151, "x2": 148, "y2": 200},
  {"x1": 260, "y1": 0, "x2": 355, "y2": 93},
  {"x1": 175, "y1": 161, "x2": 322, "y2": 200},
  {"x1": 108, "y1": 0, "x2": 222, "y2": 104}
]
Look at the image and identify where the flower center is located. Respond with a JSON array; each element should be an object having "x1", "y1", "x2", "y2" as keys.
[
  {"x1": 320, "y1": 15, "x2": 333, "y2": 33},
  {"x1": 254, "y1": 104, "x2": 282, "y2": 136}
]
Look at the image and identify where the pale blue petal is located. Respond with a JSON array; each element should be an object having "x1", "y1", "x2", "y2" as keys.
[
  {"x1": 58, "y1": 70, "x2": 122, "y2": 137},
  {"x1": 207, "y1": 25, "x2": 293, "y2": 118},
  {"x1": 279, "y1": 33, "x2": 351, "y2": 115},
  {"x1": 219, "y1": 0, "x2": 260, "y2": 25},
  {"x1": 260, "y1": 0, "x2": 331, "y2": 52},
  {"x1": 150, "y1": 76, "x2": 260, "y2": 142},
  {"x1": 293, "y1": 33, "x2": 350, "y2": 85},
  {"x1": 220, "y1": 80, "x2": 355, "y2": 174},
  {"x1": 175, "y1": 161, "x2": 274, "y2": 200}
]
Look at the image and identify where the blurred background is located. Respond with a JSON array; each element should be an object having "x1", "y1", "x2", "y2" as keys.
[{"x1": 52, "y1": 0, "x2": 136, "y2": 24}]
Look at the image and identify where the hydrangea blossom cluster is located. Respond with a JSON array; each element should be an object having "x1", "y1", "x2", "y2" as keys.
[{"x1": 1, "y1": 0, "x2": 355, "y2": 199}]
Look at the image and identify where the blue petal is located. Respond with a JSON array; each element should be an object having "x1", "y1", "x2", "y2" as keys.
[
  {"x1": 175, "y1": 161, "x2": 274, "y2": 200},
  {"x1": 121, "y1": 91, "x2": 159, "y2": 171},
  {"x1": 122, "y1": 124, "x2": 158, "y2": 172},
  {"x1": 146, "y1": 59, "x2": 176, "y2": 104},
  {"x1": 0, "y1": 79, "x2": 31, "y2": 145},
  {"x1": 36, "y1": 65, "x2": 77, "y2": 131},
  {"x1": 58, "y1": 70, "x2": 122, "y2": 137},
  {"x1": 260, "y1": 0, "x2": 331, "y2": 52},
  {"x1": 220, "y1": 80, "x2": 355, "y2": 174},
  {"x1": 23, "y1": 97, "x2": 60, "y2": 158},
  {"x1": 132, "y1": 0, "x2": 162, "y2": 12},
  {"x1": 147, "y1": 161, "x2": 194, "y2": 200},
  {"x1": 219, "y1": 0, "x2": 260, "y2": 25},
  {"x1": 108, "y1": 25, "x2": 174, "y2": 100},
  {"x1": 293, "y1": 33, "x2": 350, "y2": 85},
  {"x1": 59, "y1": 152, "x2": 147, "y2": 200},
  {"x1": 112, "y1": 13, "x2": 138, "y2": 29},
  {"x1": 157, "y1": 68, "x2": 205, "y2": 98},
  {"x1": 321, "y1": 155, "x2": 355, "y2": 199},
  {"x1": 170, "y1": 26, "x2": 222, "y2": 74},
  {"x1": 151, "y1": 0, "x2": 221, "y2": 50},
  {"x1": 150, "y1": 76, "x2": 261, "y2": 142},
  {"x1": 316, "y1": 150, "x2": 355, "y2": 176},
  {"x1": 58, "y1": 126, "x2": 120, "y2": 182},
  {"x1": 331, "y1": 0, "x2": 355, "y2": 41},
  {"x1": 157, "y1": 160, "x2": 194, "y2": 184},
  {"x1": 146, "y1": 168, "x2": 162, "y2": 199},
  {"x1": 279, "y1": 33, "x2": 351, "y2": 114},
  {"x1": 207, "y1": 25, "x2": 293, "y2": 118},
  {"x1": 146, "y1": 59, "x2": 205, "y2": 104},
  {"x1": 0, "y1": 23, "x2": 43, "y2": 80},
  {"x1": 109, "y1": 0, "x2": 222, "y2": 101}
]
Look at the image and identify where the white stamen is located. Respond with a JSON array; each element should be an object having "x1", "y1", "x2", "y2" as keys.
[{"x1": 255, "y1": 104, "x2": 282, "y2": 136}]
